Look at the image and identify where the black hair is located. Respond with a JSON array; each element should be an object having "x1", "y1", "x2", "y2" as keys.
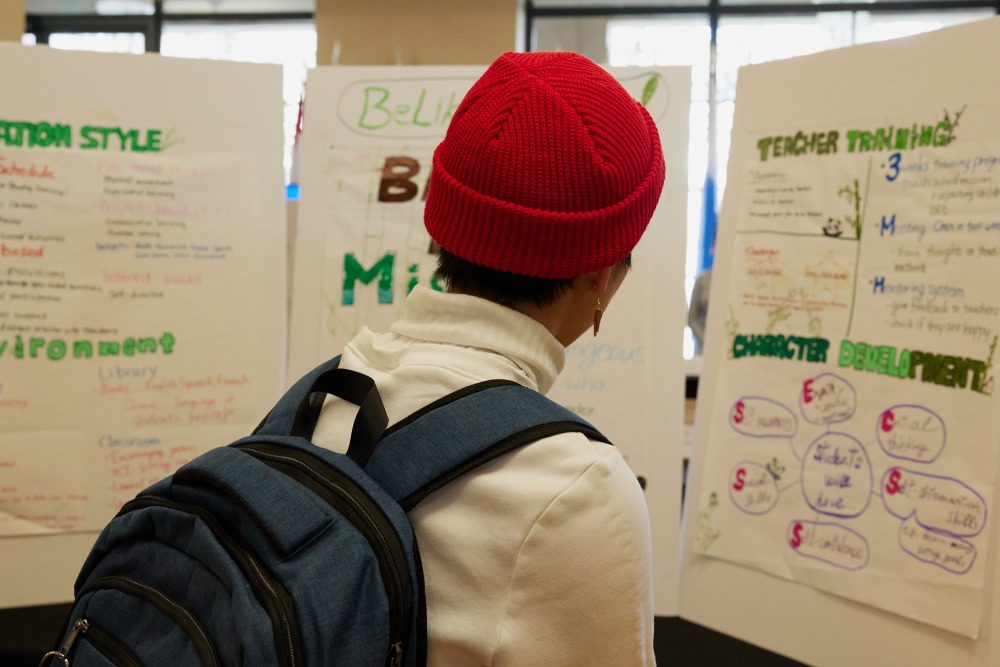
[{"x1": 434, "y1": 248, "x2": 631, "y2": 309}]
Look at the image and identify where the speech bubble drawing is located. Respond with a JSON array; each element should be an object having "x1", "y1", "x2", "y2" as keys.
[
  {"x1": 881, "y1": 467, "x2": 987, "y2": 537},
  {"x1": 337, "y1": 76, "x2": 478, "y2": 140},
  {"x1": 898, "y1": 515, "x2": 977, "y2": 574}
]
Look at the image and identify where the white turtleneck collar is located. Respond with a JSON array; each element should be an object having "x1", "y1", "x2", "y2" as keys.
[{"x1": 388, "y1": 286, "x2": 565, "y2": 394}]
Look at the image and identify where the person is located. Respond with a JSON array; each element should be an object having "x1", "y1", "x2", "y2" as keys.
[
  {"x1": 688, "y1": 227, "x2": 714, "y2": 355},
  {"x1": 313, "y1": 51, "x2": 665, "y2": 666},
  {"x1": 688, "y1": 265, "x2": 711, "y2": 354}
]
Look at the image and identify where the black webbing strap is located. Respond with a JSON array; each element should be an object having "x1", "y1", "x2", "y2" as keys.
[{"x1": 290, "y1": 367, "x2": 389, "y2": 467}]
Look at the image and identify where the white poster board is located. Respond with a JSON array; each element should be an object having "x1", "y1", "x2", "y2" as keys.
[
  {"x1": 0, "y1": 45, "x2": 287, "y2": 608},
  {"x1": 681, "y1": 17, "x2": 1000, "y2": 665},
  {"x1": 291, "y1": 64, "x2": 690, "y2": 614}
]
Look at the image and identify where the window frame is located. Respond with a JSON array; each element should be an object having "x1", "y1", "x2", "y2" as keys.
[{"x1": 25, "y1": 2, "x2": 314, "y2": 52}]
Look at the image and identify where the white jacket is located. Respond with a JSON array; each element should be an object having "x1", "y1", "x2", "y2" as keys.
[{"x1": 312, "y1": 286, "x2": 655, "y2": 666}]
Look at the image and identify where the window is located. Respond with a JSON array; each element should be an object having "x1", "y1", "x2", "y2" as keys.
[
  {"x1": 160, "y1": 21, "x2": 317, "y2": 182},
  {"x1": 48, "y1": 31, "x2": 146, "y2": 53},
  {"x1": 607, "y1": 17, "x2": 712, "y2": 356}
]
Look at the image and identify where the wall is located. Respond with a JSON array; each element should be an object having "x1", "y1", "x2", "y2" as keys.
[
  {"x1": 1, "y1": 0, "x2": 24, "y2": 41},
  {"x1": 315, "y1": 0, "x2": 520, "y2": 66}
]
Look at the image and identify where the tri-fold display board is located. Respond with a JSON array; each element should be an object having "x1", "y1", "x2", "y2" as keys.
[
  {"x1": 0, "y1": 44, "x2": 287, "y2": 606},
  {"x1": 290, "y1": 64, "x2": 692, "y2": 615},
  {"x1": 682, "y1": 16, "x2": 1000, "y2": 666}
]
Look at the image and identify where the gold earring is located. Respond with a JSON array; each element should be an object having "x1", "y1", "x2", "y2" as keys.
[{"x1": 593, "y1": 297, "x2": 603, "y2": 337}]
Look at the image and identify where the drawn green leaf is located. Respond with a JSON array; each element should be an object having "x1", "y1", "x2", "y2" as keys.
[{"x1": 641, "y1": 76, "x2": 658, "y2": 107}]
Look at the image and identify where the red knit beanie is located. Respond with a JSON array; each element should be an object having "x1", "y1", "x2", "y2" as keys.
[{"x1": 424, "y1": 51, "x2": 665, "y2": 279}]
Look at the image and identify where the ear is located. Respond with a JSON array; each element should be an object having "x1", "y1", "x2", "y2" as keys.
[{"x1": 594, "y1": 266, "x2": 613, "y2": 297}]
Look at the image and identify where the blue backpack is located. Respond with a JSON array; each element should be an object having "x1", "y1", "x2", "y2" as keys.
[{"x1": 43, "y1": 358, "x2": 608, "y2": 667}]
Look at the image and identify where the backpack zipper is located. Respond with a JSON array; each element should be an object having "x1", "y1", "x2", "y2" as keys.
[
  {"x1": 117, "y1": 495, "x2": 300, "y2": 667},
  {"x1": 238, "y1": 443, "x2": 412, "y2": 662},
  {"x1": 81, "y1": 619, "x2": 146, "y2": 666},
  {"x1": 39, "y1": 617, "x2": 88, "y2": 667},
  {"x1": 78, "y1": 575, "x2": 219, "y2": 666},
  {"x1": 44, "y1": 617, "x2": 146, "y2": 667}
]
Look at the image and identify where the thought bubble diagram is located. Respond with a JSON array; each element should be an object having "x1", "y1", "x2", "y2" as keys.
[
  {"x1": 799, "y1": 373, "x2": 856, "y2": 425},
  {"x1": 728, "y1": 461, "x2": 779, "y2": 515},
  {"x1": 788, "y1": 519, "x2": 869, "y2": 571},
  {"x1": 730, "y1": 396, "x2": 797, "y2": 438},
  {"x1": 877, "y1": 405, "x2": 946, "y2": 463},
  {"x1": 801, "y1": 432, "x2": 872, "y2": 518}
]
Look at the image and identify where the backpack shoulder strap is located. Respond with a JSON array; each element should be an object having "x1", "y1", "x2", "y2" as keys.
[
  {"x1": 363, "y1": 382, "x2": 611, "y2": 512},
  {"x1": 254, "y1": 362, "x2": 611, "y2": 510}
]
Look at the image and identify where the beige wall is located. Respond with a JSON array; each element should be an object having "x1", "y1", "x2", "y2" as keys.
[
  {"x1": 316, "y1": 0, "x2": 520, "y2": 66},
  {"x1": 0, "y1": 0, "x2": 24, "y2": 42}
]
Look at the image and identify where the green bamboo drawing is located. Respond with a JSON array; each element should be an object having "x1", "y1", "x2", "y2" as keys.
[
  {"x1": 695, "y1": 491, "x2": 722, "y2": 551},
  {"x1": 941, "y1": 105, "x2": 966, "y2": 145},
  {"x1": 838, "y1": 179, "x2": 862, "y2": 239},
  {"x1": 979, "y1": 334, "x2": 997, "y2": 396},
  {"x1": 765, "y1": 305, "x2": 791, "y2": 333},
  {"x1": 725, "y1": 305, "x2": 740, "y2": 358},
  {"x1": 800, "y1": 288, "x2": 823, "y2": 337}
]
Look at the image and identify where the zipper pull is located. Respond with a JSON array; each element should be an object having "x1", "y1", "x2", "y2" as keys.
[
  {"x1": 387, "y1": 641, "x2": 403, "y2": 667},
  {"x1": 38, "y1": 618, "x2": 89, "y2": 667}
]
